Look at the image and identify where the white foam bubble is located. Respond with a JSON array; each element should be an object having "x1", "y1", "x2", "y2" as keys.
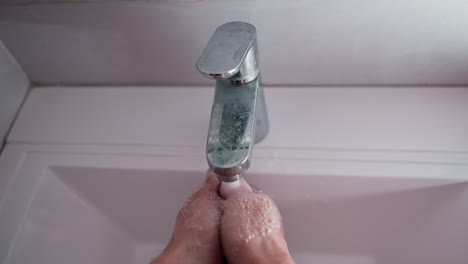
[{"x1": 221, "y1": 192, "x2": 283, "y2": 257}]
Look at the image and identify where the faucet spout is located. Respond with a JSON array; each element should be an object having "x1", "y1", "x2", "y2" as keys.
[{"x1": 197, "y1": 22, "x2": 269, "y2": 182}]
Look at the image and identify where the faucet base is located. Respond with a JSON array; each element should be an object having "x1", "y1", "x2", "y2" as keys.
[{"x1": 211, "y1": 169, "x2": 244, "y2": 182}]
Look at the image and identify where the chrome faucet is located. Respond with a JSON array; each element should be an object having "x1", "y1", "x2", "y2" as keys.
[{"x1": 197, "y1": 21, "x2": 269, "y2": 182}]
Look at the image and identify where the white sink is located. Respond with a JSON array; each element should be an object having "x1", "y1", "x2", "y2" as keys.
[
  {"x1": 1, "y1": 146, "x2": 467, "y2": 264},
  {"x1": 11, "y1": 167, "x2": 201, "y2": 264},
  {"x1": 2, "y1": 87, "x2": 468, "y2": 264}
]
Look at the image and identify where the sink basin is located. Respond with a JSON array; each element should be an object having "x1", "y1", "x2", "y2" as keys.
[
  {"x1": 11, "y1": 167, "x2": 201, "y2": 264},
  {"x1": 2, "y1": 87, "x2": 468, "y2": 264},
  {"x1": 2, "y1": 149, "x2": 467, "y2": 264}
]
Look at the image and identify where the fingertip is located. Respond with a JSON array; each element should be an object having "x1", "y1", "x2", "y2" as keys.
[{"x1": 203, "y1": 170, "x2": 221, "y2": 191}]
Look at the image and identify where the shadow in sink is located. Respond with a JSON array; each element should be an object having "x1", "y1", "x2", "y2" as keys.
[
  {"x1": 280, "y1": 182, "x2": 468, "y2": 264},
  {"x1": 247, "y1": 173, "x2": 468, "y2": 264},
  {"x1": 10, "y1": 167, "x2": 207, "y2": 264},
  {"x1": 53, "y1": 166, "x2": 205, "y2": 243}
]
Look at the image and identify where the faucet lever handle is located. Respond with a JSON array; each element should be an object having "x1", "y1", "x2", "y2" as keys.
[{"x1": 197, "y1": 21, "x2": 259, "y2": 83}]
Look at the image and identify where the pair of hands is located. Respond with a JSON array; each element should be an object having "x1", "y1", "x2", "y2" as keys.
[{"x1": 152, "y1": 172, "x2": 294, "y2": 264}]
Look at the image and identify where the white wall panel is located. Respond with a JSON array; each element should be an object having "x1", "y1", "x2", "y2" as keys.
[{"x1": 0, "y1": 0, "x2": 467, "y2": 85}]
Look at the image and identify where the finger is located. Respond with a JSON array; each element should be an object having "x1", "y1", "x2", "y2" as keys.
[
  {"x1": 220, "y1": 178, "x2": 253, "y2": 199},
  {"x1": 202, "y1": 170, "x2": 221, "y2": 192}
]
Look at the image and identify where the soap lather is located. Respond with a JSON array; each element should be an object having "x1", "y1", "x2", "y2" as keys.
[{"x1": 197, "y1": 21, "x2": 269, "y2": 183}]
